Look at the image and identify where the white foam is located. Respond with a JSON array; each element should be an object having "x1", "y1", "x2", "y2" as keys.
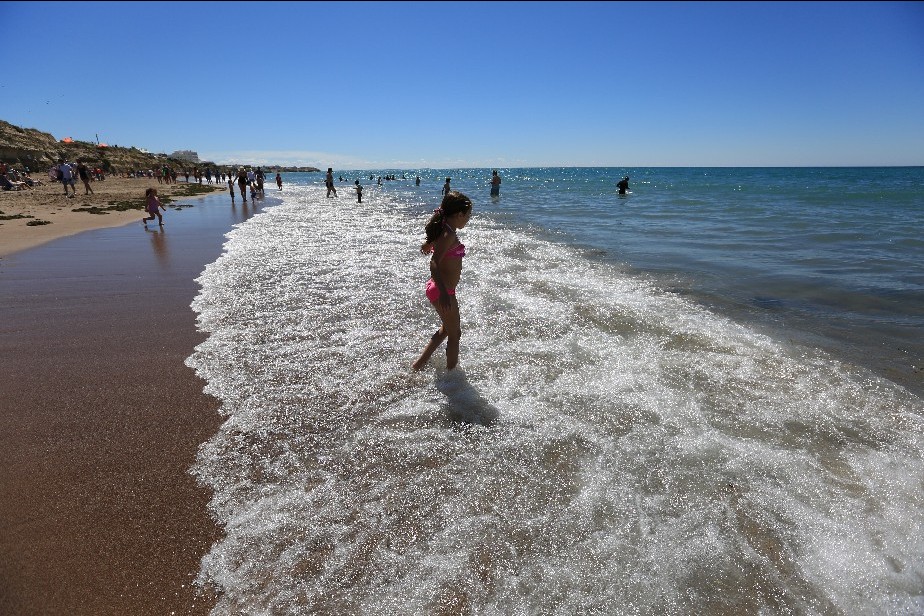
[{"x1": 186, "y1": 178, "x2": 924, "y2": 614}]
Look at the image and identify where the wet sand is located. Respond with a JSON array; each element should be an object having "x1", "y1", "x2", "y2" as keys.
[
  {"x1": 0, "y1": 176, "x2": 227, "y2": 258},
  {"x1": 0, "y1": 192, "x2": 268, "y2": 615}
]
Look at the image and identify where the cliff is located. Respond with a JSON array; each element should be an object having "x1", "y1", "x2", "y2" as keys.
[{"x1": 0, "y1": 119, "x2": 320, "y2": 173}]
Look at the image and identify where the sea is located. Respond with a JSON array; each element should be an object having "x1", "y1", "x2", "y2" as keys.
[{"x1": 186, "y1": 167, "x2": 924, "y2": 615}]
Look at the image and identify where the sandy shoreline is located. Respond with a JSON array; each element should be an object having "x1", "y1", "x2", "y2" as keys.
[
  {"x1": 0, "y1": 175, "x2": 227, "y2": 257},
  {"x1": 0, "y1": 191, "x2": 267, "y2": 615}
]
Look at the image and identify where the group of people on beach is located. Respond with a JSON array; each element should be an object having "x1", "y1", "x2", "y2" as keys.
[
  {"x1": 142, "y1": 165, "x2": 283, "y2": 228},
  {"x1": 0, "y1": 161, "x2": 43, "y2": 191},
  {"x1": 132, "y1": 165, "x2": 623, "y2": 372},
  {"x1": 53, "y1": 159, "x2": 98, "y2": 197}
]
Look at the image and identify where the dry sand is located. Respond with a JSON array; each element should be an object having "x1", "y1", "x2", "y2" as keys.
[{"x1": 0, "y1": 176, "x2": 227, "y2": 257}]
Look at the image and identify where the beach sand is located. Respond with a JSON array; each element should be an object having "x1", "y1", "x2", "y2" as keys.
[
  {"x1": 0, "y1": 191, "x2": 267, "y2": 615},
  {"x1": 0, "y1": 175, "x2": 227, "y2": 258}
]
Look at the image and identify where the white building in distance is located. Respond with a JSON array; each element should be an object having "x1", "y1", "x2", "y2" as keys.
[{"x1": 170, "y1": 150, "x2": 200, "y2": 163}]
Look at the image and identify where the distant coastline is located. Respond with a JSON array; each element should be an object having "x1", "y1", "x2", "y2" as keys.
[{"x1": 0, "y1": 119, "x2": 320, "y2": 174}]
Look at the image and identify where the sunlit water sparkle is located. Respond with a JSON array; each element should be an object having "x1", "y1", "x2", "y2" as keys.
[{"x1": 187, "y1": 176, "x2": 924, "y2": 615}]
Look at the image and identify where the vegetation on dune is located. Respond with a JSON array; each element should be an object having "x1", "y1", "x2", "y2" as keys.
[{"x1": 0, "y1": 119, "x2": 320, "y2": 174}]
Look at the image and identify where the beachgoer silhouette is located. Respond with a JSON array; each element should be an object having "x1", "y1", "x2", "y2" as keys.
[
  {"x1": 77, "y1": 161, "x2": 94, "y2": 195},
  {"x1": 617, "y1": 176, "x2": 630, "y2": 195},
  {"x1": 142, "y1": 187, "x2": 165, "y2": 227},
  {"x1": 326, "y1": 168, "x2": 337, "y2": 197},
  {"x1": 237, "y1": 168, "x2": 248, "y2": 202},
  {"x1": 490, "y1": 170, "x2": 501, "y2": 197}
]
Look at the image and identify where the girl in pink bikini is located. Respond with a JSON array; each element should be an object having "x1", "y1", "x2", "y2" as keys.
[
  {"x1": 413, "y1": 191, "x2": 474, "y2": 371},
  {"x1": 142, "y1": 187, "x2": 165, "y2": 227}
]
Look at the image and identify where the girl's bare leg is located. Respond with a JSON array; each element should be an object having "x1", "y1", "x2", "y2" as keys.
[
  {"x1": 413, "y1": 328, "x2": 447, "y2": 371},
  {"x1": 445, "y1": 334, "x2": 460, "y2": 370},
  {"x1": 413, "y1": 295, "x2": 462, "y2": 371}
]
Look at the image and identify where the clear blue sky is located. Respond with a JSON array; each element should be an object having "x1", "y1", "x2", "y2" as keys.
[{"x1": 2, "y1": 1, "x2": 922, "y2": 168}]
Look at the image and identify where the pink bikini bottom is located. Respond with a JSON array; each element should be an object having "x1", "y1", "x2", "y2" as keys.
[{"x1": 425, "y1": 279, "x2": 456, "y2": 302}]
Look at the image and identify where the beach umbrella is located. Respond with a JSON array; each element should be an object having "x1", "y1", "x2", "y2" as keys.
[
  {"x1": 97, "y1": 143, "x2": 109, "y2": 148},
  {"x1": 61, "y1": 137, "x2": 74, "y2": 143}
]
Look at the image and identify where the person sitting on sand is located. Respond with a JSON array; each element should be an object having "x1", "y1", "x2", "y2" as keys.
[
  {"x1": 142, "y1": 187, "x2": 166, "y2": 227},
  {"x1": 7, "y1": 168, "x2": 36, "y2": 188},
  {"x1": 0, "y1": 174, "x2": 27, "y2": 191},
  {"x1": 413, "y1": 191, "x2": 474, "y2": 371}
]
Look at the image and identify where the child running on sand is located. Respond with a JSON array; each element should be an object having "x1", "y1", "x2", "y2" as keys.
[{"x1": 142, "y1": 187, "x2": 165, "y2": 227}]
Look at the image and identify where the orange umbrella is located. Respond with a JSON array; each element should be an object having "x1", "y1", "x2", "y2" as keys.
[
  {"x1": 61, "y1": 137, "x2": 74, "y2": 143},
  {"x1": 97, "y1": 143, "x2": 109, "y2": 148}
]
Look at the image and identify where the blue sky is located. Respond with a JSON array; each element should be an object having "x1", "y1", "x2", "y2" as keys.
[{"x1": 2, "y1": 1, "x2": 922, "y2": 168}]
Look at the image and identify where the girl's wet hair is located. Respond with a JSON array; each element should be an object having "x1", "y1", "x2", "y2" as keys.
[
  {"x1": 145, "y1": 187, "x2": 156, "y2": 197},
  {"x1": 421, "y1": 191, "x2": 472, "y2": 253}
]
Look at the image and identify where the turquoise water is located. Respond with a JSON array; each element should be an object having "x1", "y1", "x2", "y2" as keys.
[
  {"x1": 331, "y1": 166, "x2": 924, "y2": 392},
  {"x1": 187, "y1": 168, "x2": 924, "y2": 614}
]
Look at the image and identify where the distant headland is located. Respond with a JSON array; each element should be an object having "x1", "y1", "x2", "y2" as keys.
[{"x1": 0, "y1": 120, "x2": 320, "y2": 174}]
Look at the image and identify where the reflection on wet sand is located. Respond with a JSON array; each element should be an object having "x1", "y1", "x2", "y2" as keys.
[
  {"x1": 146, "y1": 226, "x2": 169, "y2": 267},
  {"x1": 133, "y1": 193, "x2": 277, "y2": 268}
]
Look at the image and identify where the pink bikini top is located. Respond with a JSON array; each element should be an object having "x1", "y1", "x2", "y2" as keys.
[
  {"x1": 435, "y1": 223, "x2": 465, "y2": 261},
  {"x1": 443, "y1": 242, "x2": 466, "y2": 260}
]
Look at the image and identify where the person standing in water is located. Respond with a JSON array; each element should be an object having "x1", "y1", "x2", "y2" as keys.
[
  {"x1": 442, "y1": 177, "x2": 451, "y2": 197},
  {"x1": 237, "y1": 167, "x2": 248, "y2": 202},
  {"x1": 413, "y1": 191, "x2": 474, "y2": 371},
  {"x1": 276, "y1": 172, "x2": 283, "y2": 190},
  {"x1": 354, "y1": 180, "x2": 363, "y2": 203},
  {"x1": 326, "y1": 167, "x2": 337, "y2": 197},
  {"x1": 617, "y1": 176, "x2": 630, "y2": 195},
  {"x1": 490, "y1": 169, "x2": 501, "y2": 197}
]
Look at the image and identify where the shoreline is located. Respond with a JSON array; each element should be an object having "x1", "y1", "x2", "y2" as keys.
[
  {"x1": 0, "y1": 191, "x2": 269, "y2": 615},
  {"x1": 0, "y1": 175, "x2": 227, "y2": 258}
]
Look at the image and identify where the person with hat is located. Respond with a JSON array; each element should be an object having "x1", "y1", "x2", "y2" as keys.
[{"x1": 57, "y1": 159, "x2": 77, "y2": 198}]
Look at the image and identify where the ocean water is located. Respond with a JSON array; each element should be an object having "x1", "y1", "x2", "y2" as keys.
[{"x1": 186, "y1": 168, "x2": 924, "y2": 614}]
